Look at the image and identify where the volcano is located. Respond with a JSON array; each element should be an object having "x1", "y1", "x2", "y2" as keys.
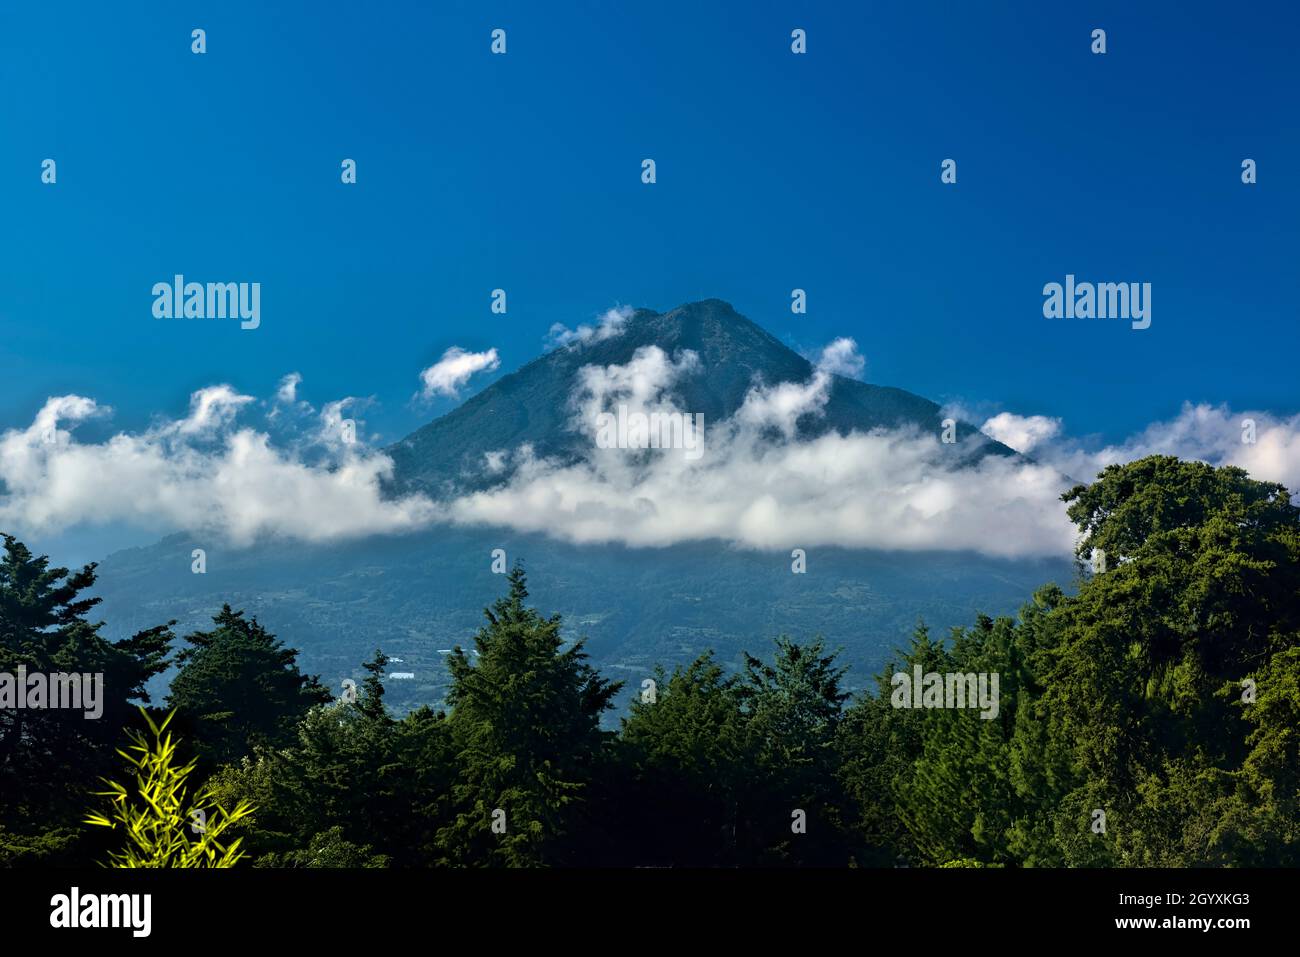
[{"x1": 92, "y1": 300, "x2": 1068, "y2": 712}]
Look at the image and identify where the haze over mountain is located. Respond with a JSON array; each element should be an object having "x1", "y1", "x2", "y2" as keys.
[{"x1": 91, "y1": 299, "x2": 1071, "y2": 711}]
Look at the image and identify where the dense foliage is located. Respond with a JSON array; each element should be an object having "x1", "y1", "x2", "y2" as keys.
[{"x1": 85, "y1": 708, "x2": 254, "y2": 868}]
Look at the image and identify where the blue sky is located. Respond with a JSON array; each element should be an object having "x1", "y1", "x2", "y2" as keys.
[{"x1": 1, "y1": 1, "x2": 1297, "y2": 563}]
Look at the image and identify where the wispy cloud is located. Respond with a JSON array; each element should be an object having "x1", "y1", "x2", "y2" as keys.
[
  {"x1": 814, "y1": 337, "x2": 866, "y2": 380},
  {"x1": 275, "y1": 372, "x2": 302, "y2": 405},
  {"x1": 546, "y1": 305, "x2": 634, "y2": 349},
  {"x1": 443, "y1": 342, "x2": 1300, "y2": 557},
  {"x1": 417, "y1": 347, "x2": 500, "y2": 400}
]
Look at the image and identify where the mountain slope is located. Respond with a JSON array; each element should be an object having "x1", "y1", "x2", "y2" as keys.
[{"x1": 95, "y1": 527, "x2": 1071, "y2": 717}]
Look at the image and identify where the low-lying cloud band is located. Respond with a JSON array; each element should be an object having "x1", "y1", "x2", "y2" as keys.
[{"x1": 2, "y1": 341, "x2": 1295, "y2": 558}]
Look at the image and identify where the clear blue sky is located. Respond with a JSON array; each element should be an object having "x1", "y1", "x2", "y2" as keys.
[{"x1": 2, "y1": 0, "x2": 1296, "y2": 451}]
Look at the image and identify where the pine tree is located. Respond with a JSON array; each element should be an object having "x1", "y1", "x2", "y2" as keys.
[
  {"x1": 166, "y1": 605, "x2": 331, "y2": 767},
  {"x1": 614, "y1": 653, "x2": 753, "y2": 866},
  {"x1": 438, "y1": 565, "x2": 619, "y2": 866},
  {"x1": 740, "y1": 637, "x2": 851, "y2": 864}
]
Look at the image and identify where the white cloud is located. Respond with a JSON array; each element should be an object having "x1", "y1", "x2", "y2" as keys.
[
  {"x1": 276, "y1": 372, "x2": 302, "y2": 404},
  {"x1": 547, "y1": 306, "x2": 633, "y2": 349},
  {"x1": 0, "y1": 388, "x2": 439, "y2": 545},
  {"x1": 981, "y1": 412, "x2": 1063, "y2": 454},
  {"x1": 571, "y1": 345, "x2": 700, "y2": 422},
  {"x1": 267, "y1": 372, "x2": 317, "y2": 424},
  {"x1": 316, "y1": 396, "x2": 370, "y2": 449},
  {"x1": 448, "y1": 424, "x2": 1076, "y2": 557},
  {"x1": 728, "y1": 339, "x2": 865, "y2": 440},
  {"x1": 443, "y1": 347, "x2": 1076, "y2": 557},
  {"x1": 440, "y1": 347, "x2": 1300, "y2": 558},
  {"x1": 166, "y1": 385, "x2": 254, "y2": 437},
  {"x1": 30, "y1": 395, "x2": 109, "y2": 438},
  {"x1": 418, "y1": 347, "x2": 500, "y2": 399},
  {"x1": 1028, "y1": 403, "x2": 1300, "y2": 490},
  {"x1": 816, "y1": 337, "x2": 866, "y2": 379},
  {"x1": 736, "y1": 369, "x2": 831, "y2": 439}
]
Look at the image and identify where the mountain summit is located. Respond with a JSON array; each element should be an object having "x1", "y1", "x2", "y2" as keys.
[{"x1": 388, "y1": 299, "x2": 1007, "y2": 496}]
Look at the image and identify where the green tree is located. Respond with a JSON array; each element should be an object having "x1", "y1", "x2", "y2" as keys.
[
  {"x1": 166, "y1": 605, "x2": 331, "y2": 767},
  {"x1": 837, "y1": 623, "x2": 940, "y2": 865},
  {"x1": 0, "y1": 534, "x2": 171, "y2": 864},
  {"x1": 838, "y1": 458, "x2": 1300, "y2": 868},
  {"x1": 613, "y1": 653, "x2": 754, "y2": 865},
  {"x1": 207, "y1": 649, "x2": 457, "y2": 867},
  {"x1": 740, "y1": 636, "x2": 852, "y2": 864},
  {"x1": 437, "y1": 565, "x2": 620, "y2": 866},
  {"x1": 1045, "y1": 456, "x2": 1300, "y2": 865}
]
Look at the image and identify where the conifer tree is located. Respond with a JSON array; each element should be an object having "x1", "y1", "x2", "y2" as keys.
[
  {"x1": 438, "y1": 565, "x2": 619, "y2": 866},
  {"x1": 166, "y1": 605, "x2": 330, "y2": 768},
  {"x1": 741, "y1": 637, "x2": 851, "y2": 863},
  {"x1": 0, "y1": 535, "x2": 171, "y2": 863},
  {"x1": 206, "y1": 649, "x2": 457, "y2": 868},
  {"x1": 615, "y1": 653, "x2": 753, "y2": 865}
]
